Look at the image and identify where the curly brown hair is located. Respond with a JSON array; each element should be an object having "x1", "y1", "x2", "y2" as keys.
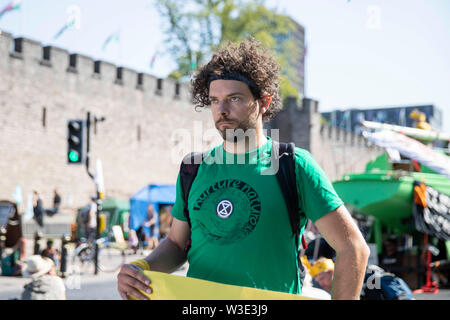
[{"x1": 191, "y1": 38, "x2": 282, "y2": 122}]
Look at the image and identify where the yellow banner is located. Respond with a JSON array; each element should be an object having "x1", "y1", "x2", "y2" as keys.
[{"x1": 132, "y1": 271, "x2": 316, "y2": 300}]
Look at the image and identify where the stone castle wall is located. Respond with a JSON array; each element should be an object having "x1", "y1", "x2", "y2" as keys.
[
  {"x1": 0, "y1": 30, "x2": 221, "y2": 214},
  {"x1": 0, "y1": 30, "x2": 384, "y2": 216}
]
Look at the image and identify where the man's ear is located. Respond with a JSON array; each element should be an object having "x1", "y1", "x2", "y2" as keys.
[{"x1": 259, "y1": 95, "x2": 272, "y2": 114}]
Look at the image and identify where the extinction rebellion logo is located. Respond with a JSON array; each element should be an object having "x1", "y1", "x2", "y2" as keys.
[
  {"x1": 192, "y1": 180, "x2": 261, "y2": 244},
  {"x1": 216, "y1": 200, "x2": 234, "y2": 219}
]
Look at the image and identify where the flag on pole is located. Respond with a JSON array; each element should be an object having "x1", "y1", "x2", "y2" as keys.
[
  {"x1": 53, "y1": 5, "x2": 81, "y2": 41},
  {"x1": 95, "y1": 159, "x2": 105, "y2": 200},
  {"x1": 0, "y1": 0, "x2": 21, "y2": 20},
  {"x1": 102, "y1": 30, "x2": 120, "y2": 52},
  {"x1": 150, "y1": 51, "x2": 158, "y2": 69},
  {"x1": 12, "y1": 185, "x2": 22, "y2": 205}
]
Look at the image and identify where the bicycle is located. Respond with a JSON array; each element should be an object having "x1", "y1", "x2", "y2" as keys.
[{"x1": 71, "y1": 232, "x2": 127, "y2": 274}]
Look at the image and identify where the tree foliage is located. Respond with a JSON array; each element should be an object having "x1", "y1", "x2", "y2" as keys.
[{"x1": 154, "y1": 0, "x2": 301, "y2": 101}]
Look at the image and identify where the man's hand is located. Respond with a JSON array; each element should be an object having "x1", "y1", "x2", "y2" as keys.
[{"x1": 117, "y1": 264, "x2": 152, "y2": 300}]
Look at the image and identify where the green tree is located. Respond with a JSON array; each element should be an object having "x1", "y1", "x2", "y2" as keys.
[{"x1": 154, "y1": 0, "x2": 301, "y2": 101}]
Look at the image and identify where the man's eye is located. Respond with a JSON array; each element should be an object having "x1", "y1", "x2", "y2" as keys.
[
  {"x1": 210, "y1": 99, "x2": 218, "y2": 104},
  {"x1": 230, "y1": 97, "x2": 240, "y2": 102}
]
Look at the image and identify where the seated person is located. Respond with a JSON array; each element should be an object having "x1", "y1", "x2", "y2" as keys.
[
  {"x1": 299, "y1": 256, "x2": 331, "y2": 300},
  {"x1": 21, "y1": 255, "x2": 66, "y2": 300},
  {"x1": 309, "y1": 257, "x2": 335, "y2": 293},
  {"x1": 134, "y1": 204, "x2": 159, "y2": 250},
  {"x1": 360, "y1": 265, "x2": 413, "y2": 300}
]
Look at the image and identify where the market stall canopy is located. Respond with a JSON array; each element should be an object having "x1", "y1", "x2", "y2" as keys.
[
  {"x1": 129, "y1": 184, "x2": 176, "y2": 238},
  {"x1": 363, "y1": 130, "x2": 450, "y2": 178},
  {"x1": 101, "y1": 198, "x2": 130, "y2": 234}
]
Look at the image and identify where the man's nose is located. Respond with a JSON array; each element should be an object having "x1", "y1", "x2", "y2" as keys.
[{"x1": 217, "y1": 100, "x2": 230, "y2": 115}]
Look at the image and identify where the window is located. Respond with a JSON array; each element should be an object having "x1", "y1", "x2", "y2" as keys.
[
  {"x1": 42, "y1": 107, "x2": 46, "y2": 128},
  {"x1": 43, "y1": 46, "x2": 51, "y2": 61},
  {"x1": 116, "y1": 67, "x2": 123, "y2": 81},
  {"x1": 137, "y1": 73, "x2": 144, "y2": 87},
  {"x1": 94, "y1": 61, "x2": 101, "y2": 74},
  {"x1": 69, "y1": 54, "x2": 77, "y2": 68},
  {"x1": 13, "y1": 38, "x2": 22, "y2": 53},
  {"x1": 155, "y1": 78, "x2": 163, "y2": 96}
]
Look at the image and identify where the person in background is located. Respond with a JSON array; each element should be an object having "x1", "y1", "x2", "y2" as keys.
[
  {"x1": 132, "y1": 204, "x2": 159, "y2": 251},
  {"x1": 142, "y1": 204, "x2": 159, "y2": 250},
  {"x1": 158, "y1": 205, "x2": 173, "y2": 240},
  {"x1": 299, "y1": 256, "x2": 331, "y2": 300},
  {"x1": 41, "y1": 239, "x2": 61, "y2": 268},
  {"x1": 45, "y1": 189, "x2": 62, "y2": 217},
  {"x1": 86, "y1": 195, "x2": 97, "y2": 241},
  {"x1": 21, "y1": 255, "x2": 66, "y2": 300},
  {"x1": 309, "y1": 258, "x2": 335, "y2": 293},
  {"x1": 32, "y1": 190, "x2": 44, "y2": 228},
  {"x1": 379, "y1": 237, "x2": 404, "y2": 274}
]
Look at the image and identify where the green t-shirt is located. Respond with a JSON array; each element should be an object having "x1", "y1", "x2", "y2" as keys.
[{"x1": 171, "y1": 136, "x2": 343, "y2": 295}]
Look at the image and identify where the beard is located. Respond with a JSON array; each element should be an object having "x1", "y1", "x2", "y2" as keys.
[
  {"x1": 215, "y1": 116, "x2": 260, "y2": 143},
  {"x1": 215, "y1": 101, "x2": 260, "y2": 143}
]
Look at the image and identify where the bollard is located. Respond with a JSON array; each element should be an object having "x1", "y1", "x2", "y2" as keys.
[
  {"x1": 60, "y1": 234, "x2": 71, "y2": 278},
  {"x1": 0, "y1": 227, "x2": 7, "y2": 261},
  {"x1": 34, "y1": 231, "x2": 43, "y2": 255}
]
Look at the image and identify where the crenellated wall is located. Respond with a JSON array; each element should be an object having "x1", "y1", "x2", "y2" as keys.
[
  {"x1": 0, "y1": 30, "x2": 221, "y2": 213},
  {"x1": 0, "y1": 30, "x2": 384, "y2": 215}
]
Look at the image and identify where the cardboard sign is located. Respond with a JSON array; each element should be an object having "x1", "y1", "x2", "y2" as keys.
[{"x1": 131, "y1": 271, "x2": 316, "y2": 300}]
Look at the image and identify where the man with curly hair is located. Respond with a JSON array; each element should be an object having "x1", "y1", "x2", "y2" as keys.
[{"x1": 117, "y1": 38, "x2": 369, "y2": 300}]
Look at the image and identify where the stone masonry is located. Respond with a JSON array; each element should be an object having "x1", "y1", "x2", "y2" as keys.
[
  {"x1": 0, "y1": 30, "x2": 221, "y2": 214},
  {"x1": 0, "y1": 31, "x2": 383, "y2": 217}
]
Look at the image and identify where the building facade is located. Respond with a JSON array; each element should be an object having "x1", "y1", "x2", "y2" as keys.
[
  {"x1": 274, "y1": 16, "x2": 306, "y2": 99},
  {"x1": 321, "y1": 105, "x2": 443, "y2": 134}
]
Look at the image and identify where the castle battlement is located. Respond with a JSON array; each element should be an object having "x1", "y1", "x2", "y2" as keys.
[{"x1": 0, "y1": 29, "x2": 190, "y2": 102}]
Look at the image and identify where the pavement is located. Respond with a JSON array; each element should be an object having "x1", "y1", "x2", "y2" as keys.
[
  {"x1": 0, "y1": 248, "x2": 188, "y2": 300},
  {"x1": 2, "y1": 215, "x2": 449, "y2": 300}
]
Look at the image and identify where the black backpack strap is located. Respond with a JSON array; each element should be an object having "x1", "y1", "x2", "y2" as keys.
[
  {"x1": 272, "y1": 140, "x2": 307, "y2": 287},
  {"x1": 274, "y1": 142, "x2": 300, "y2": 240},
  {"x1": 179, "y1": 152, "x2": 205, "y2": 254}
]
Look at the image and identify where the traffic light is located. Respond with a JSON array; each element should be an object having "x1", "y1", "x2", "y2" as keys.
[{"x1": 67, "y1": 119, "x2": 85, "y2": 164}]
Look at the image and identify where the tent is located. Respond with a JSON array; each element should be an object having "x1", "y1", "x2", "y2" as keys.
[
  {"x1": 101, "y1": 198, "x2": 130, "y2": 238},
  {"x1": 75, "y1": 197, "x2": 130, "y2": 240},
  {"x1": 129, "y1": 184, "x2": 176, "y2": 239}
]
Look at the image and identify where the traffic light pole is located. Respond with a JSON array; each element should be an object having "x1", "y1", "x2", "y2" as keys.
[{"x1": 85, "y1": 111, "x2": 102, "y2": 275}]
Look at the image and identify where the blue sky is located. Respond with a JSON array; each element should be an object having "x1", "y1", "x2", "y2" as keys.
[{"x1": 0, "y1": 0, "x2": 449, "y2": 132}]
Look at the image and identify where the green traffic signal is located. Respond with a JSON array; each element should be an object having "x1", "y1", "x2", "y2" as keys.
[{"x1": 68, "y1": 150, "x2": 79, "y2": 162}]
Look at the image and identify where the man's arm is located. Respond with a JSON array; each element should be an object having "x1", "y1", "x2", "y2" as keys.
[
  {"x1": 143, "y1": 217, "x2": 190, "y2": 273},
  {"x1": 314, "y1": 205, "x2": 370, "y2": 300},
  {"x1": 117, "y1": 217, "x2": 190, "y2": 300}
]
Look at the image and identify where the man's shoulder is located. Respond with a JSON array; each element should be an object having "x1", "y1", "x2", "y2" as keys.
[
  {"x1": 293, "y1": 147, "x2": 314, "y2": 164},
  {"x1": 181, "y1": 145, "x2": 219, "y2": 165}
]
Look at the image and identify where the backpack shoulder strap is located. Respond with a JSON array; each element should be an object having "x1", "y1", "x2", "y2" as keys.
[
  {"x1": 273, "y1": 140, "x2": 309, "y2": 287},
  {"x1": 179, "y1": 151, "x2": 206, "y2": 254},
  {"x1": 179, "y1": 152, "x2": 204, "y2": 229},
  {"x1": 273, "y1": 141, "x2": 301, "y2": 239}
]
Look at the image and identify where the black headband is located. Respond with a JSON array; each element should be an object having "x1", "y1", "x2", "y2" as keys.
[{"x1": 208, "y1": 72, "x2": 259, "y2": 96}]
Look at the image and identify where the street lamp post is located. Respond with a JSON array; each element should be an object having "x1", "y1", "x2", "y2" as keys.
[{"x1": 85, "y1": 111, "x2": 106, "y2": 275}]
